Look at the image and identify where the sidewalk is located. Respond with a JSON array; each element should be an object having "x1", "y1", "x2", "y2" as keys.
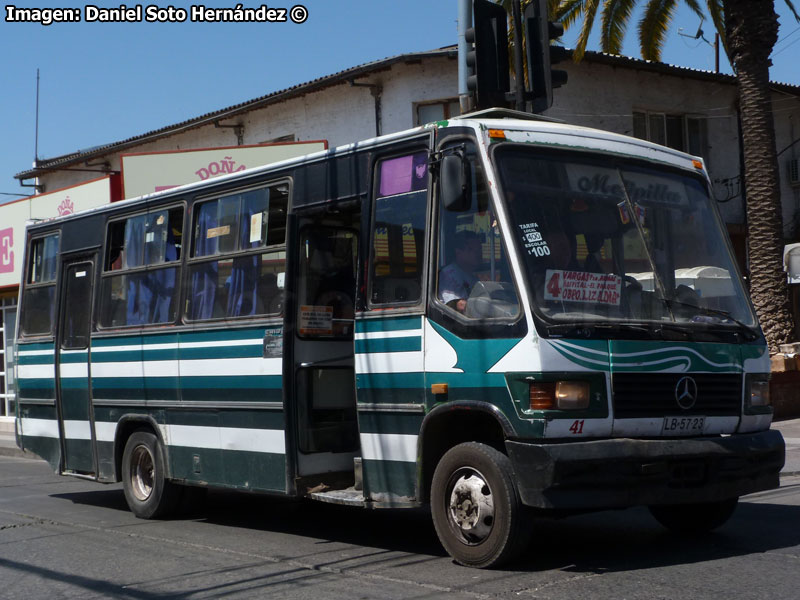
[{"x1": 2, "y1": 418, "x2": 800, "y2": 474}]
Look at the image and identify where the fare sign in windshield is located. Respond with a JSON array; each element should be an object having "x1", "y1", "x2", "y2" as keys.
[{"x1": 544, "y1": 270, "x2": 622, "y2": 305}]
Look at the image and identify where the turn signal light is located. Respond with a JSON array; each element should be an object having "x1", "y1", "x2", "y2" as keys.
[{"x1": 529, "y1": 382, "x2": 555, "y2": 409}]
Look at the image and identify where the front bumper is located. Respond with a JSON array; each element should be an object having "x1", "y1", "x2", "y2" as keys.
[{"x1": 505, "y1": 429, "x2": 785, "y2": 509}]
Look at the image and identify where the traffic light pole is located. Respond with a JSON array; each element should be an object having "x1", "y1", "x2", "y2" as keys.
[
  {"x1": 511, "y1": 0, "x2": 525, "y2": 112},
  {"x1": 458, "y1": 0, "x2": 473, "y2": 114}
]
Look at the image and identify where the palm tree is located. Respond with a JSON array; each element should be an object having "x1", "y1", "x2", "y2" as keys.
[{"x1": 499, "y1": 0, "x2": 798, "y2": 352}]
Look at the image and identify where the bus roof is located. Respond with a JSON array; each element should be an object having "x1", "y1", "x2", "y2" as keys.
[{"x1": 25, "y1": 112, "x2": 703, "y2": 233}]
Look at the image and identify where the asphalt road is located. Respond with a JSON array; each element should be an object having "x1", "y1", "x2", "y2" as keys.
[{"x1": 1, "y1": 456, "x2": 799, "y2": 600}]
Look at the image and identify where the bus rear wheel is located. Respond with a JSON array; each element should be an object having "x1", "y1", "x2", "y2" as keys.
[
  {"x1": 122, "y1": 430, "x2": 181, "y2": 519},
  {"x1": 430, "y1": 442, "x2": 532, "y2": 568},
  {"x1": 648, "y1": 497, "x2": 739, "y2": 534}
]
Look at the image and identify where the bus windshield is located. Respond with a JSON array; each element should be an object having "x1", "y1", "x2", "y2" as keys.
[{"x1": 494, "y1": 146, "x2": 757, "y2": 333}]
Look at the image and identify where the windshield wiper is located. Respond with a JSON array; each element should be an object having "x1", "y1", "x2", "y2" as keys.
[
  {"x1": 545, "y1": 322, "x2": 654, "y2": 338},
  {"x1": 660, "y1": 299, "x2": 759, "y2": 341}
]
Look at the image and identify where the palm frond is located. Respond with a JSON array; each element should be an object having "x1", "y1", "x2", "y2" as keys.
[
  {"x1": 784, "y1": 0, "x2": 800, "y2": 21},
  {"x1": 600, "y1": 0, "x2": 637, "y2": 55},
  {"x1": 554, "y1": 0, "x2": 586, "y2": 34},
  {"x1": 682, "y1": 0, "x2": 705, "y2": 20},
  {"x1": 573, "y1": 0, "x2": 602, "y2": 61},
  {"x1": 638, "y1": 0, "x2": 678, "y2": 61},
  {"x1": 705, "y1": 0, "x2": 728, "y2": 57}
]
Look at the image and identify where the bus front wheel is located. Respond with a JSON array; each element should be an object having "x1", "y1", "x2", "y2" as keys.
[
  {"x1": 648, "y1": 497, "x2": 739, "y2": 534},
  {"x1": 121, "y1": 430, "x2": 181, "y2": 519},
  {"x1": 430, "y1": 442, "x2": 533, "y2": 568}
]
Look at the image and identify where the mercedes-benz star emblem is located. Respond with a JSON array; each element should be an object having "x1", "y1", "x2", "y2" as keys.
[{"x1": 675, "y1": 376, "x2": 698, "y2": 410}]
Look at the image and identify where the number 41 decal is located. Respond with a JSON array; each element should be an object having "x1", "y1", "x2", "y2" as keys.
[{"x1": 569, "y1": 419, "x2": 585, "y2": 434}]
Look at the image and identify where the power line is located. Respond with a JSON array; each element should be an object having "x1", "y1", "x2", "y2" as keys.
[
  {"x1": 775, "y1": 25, "x2": 800, "y2": 49},
  {"x1": 773, "y1": 34, "x2": 800, "y2": 58}
]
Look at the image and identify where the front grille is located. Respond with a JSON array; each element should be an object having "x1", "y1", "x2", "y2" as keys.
[{"x1": 612, "y1": 373, "x2": 742, "y2": 418}]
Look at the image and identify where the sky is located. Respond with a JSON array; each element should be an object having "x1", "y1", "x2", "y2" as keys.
[{"x1": 1, "y1": 0, "x2": 799, "y2": 201}]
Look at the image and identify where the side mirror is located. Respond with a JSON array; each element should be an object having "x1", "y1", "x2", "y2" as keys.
[
  {"x1": 440, "y1": 154, "x2": 472, "y2": 212},
  {"x1": 785, "y1": 243, "x2": 800, "y2": 284}
]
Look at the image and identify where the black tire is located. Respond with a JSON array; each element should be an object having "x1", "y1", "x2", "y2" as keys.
[
  {"x1": 121, "y1": 430, "x2": 181, "y2": 519},
  {"x1": 649, "y1": 497, "x2": 739, "y2": 534},
  {"x1": 430, "y1": 442, "x2": 533, "y2": 568}
]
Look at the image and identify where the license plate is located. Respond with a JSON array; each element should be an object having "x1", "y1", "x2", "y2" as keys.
[{"x1": 662, "y1": 416, "x2": 705, "y2": 435}]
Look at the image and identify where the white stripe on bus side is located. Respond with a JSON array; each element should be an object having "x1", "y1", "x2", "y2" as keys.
[
  {"x1": 17, "y1": 349, "x2": 56, "y2": 357},
  {"x1": 354, "y1": 329, "x2": 421, "y2": 341},
  {"x1": 92, "y1": 338, "x2": 264, "y2": 354},
  {"x1": 86, "y1": 357, "x2": 284, "y2": 379},
  {"x1": 159, "y1": 424, "x2": 286, "y2": 454},
  {"x1": 20, "y1": 418, "x2": 287, "y2": 455},
  {"x1": 17, "y1": 364, "x2": 56, "y2": 379},
  {"x1": 19, "y1": 418, "x2": 59, "y2": 439},
  {"x1": 60, "y1": 363, "x2": 89, "y2": 378},
  {"x1": 355, "y1": 351, "x2": 424, "y2": 374},
  {"x1": 360, "y1": 432, "x2": 418, "y2": 463}
]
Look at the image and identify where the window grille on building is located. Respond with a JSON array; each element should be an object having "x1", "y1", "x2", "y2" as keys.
[
  {"x1": 415, "y1": 99, "x2": 461, "y2": 126},
  {"x1": 633, "y1": 111, "x2": 709, "y2": 163}
]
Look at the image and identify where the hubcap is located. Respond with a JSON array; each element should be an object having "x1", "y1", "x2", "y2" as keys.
[
  {"x1": 130, "y1": 444, "x2": 155, "y2": 501},
  {"x1": 447, "y1": 469, "x2": 495, "y2": 544}
]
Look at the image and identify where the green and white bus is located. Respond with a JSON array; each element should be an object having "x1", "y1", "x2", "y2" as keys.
[{"x1": 15, "y1": 109, "x2": 785, "y2": 567}]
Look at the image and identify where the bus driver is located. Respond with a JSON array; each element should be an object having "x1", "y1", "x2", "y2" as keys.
[{"x1": 438, "y1": 230, "x2": 482, "y2": 313}]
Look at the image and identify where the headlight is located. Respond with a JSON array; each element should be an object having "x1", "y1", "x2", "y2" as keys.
[
  {"x1": 529, "y1": 380, "x2": 590, "y2": 410},
  {"x1": 748, "y1": 378, "x2": 771, "y2": 407}
]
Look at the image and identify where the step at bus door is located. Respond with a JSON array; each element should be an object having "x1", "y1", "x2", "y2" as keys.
[
  {"x1": 55, "y1": 257, "x2": 97, "y2": 475},
  {"x1": 284, "y1": 212, "x2": 361, "y2": 489}
]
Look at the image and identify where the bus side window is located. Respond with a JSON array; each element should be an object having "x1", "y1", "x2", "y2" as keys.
[
  {"x1": 19, "y1": 233, "x2": 60, "y2": 336},
  {"x1": 98, "y1": 207, "x2": 183, "y2": 328},
  {"x1": 185, "y1": 183, "x2": 288, "y2": 321},
  {"x1": 368, "y1": 151, "x2": 428, "y2": 307}
]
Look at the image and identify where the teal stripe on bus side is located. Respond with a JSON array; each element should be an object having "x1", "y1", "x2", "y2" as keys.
[
  {"x1": 182, "y1": 375, "x2": 283, "y2": 390},
  {"x1": 92, "y1": 406, "x2": 285, "y2": 430},
  {"x1": 17, "y1": 382, "x2": 57, "y2": 399},
  {"x1": 355, "y1": 336, "x2": 421, "y2": 354},
  {"x1": 362, "y1": 459, "x2": 416, "y2": 499},
  {"x1": 167, "y1": 446, "x2": 285, "y2": 492},
  {"x1": 90, "y1": 350, "x2": 146, "y2": 363},
  {"x1": 356, "y1": 315, "x2": 422, "y2": 333},
  {"x1": 59, "y1": 353, "x2": 88, "y2": 364},
  {"x1": 17, "y1": 354, "x2": 55, "y2": 365},
  {"x1": 179, "y1": 345, "x2": 263, "y2": 360},
  {"x1": 357, "y1": 387, "x2": 425, "y2": 405},
  {"x1": 16, "y1": 341, "x2": 56, "y2": 352},
  {"x1": 357, "y1": 412, "x2": 423, "y2": 435},
  {"x1": 92, "y1": 335, "x2": 140, "y2": 348},
  {"x1": 356, "y1": 372, "x2": 425, "y2": 389},
  {"x1": 142, "y1": 333, "x2": 180, "y2": 346}
]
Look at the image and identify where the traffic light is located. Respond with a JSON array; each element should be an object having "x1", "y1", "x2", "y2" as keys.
[
  {"x1": 525, "y1": 0, "x2": 569, "y2": 113},
  {"x1": 465, "y1": 0, "x2": 510, "y2": 110}
]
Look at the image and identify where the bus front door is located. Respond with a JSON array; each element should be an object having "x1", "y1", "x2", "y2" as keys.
[
  {"x1": 285, "y1": 213, "x2": 361, "y2": 491},
  {"x1": 55, "y1": 257, "x2": 97, "y2": 475}
]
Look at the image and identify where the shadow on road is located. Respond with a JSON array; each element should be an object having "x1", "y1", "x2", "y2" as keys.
[{"x1": 51, "y1": 482, "x2": 800, "y2": 573}]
